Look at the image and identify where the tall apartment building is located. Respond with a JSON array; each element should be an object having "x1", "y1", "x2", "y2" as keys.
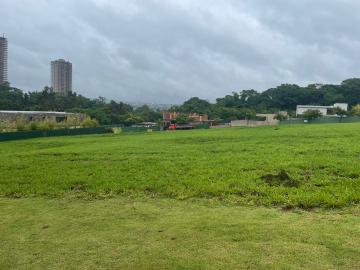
[
  {"x1": 51, "y1": 59, "x2": 72, "y2": 94},
  {"x1": 0, "y1": 36, "x2": 8, "y2": 86}
]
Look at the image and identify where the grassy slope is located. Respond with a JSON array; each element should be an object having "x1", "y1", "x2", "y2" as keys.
[
  {"x1": 1, "y1": 123, "x2": 359, "y2": 208},
  {"x1": 1, "y1": 198, "x2": 359, "y2": 270}
]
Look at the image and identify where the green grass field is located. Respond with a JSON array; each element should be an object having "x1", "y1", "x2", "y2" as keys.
[
  {"x1": 1, "y1": 124, "x2": 360, "y2": 269},
  {"x1": 1, "y1": 123, "x2": 359, "y2": 208}
]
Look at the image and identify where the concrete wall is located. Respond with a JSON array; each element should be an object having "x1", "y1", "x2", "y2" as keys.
[
  {"x1": 231, "y1": 119, "x2": 279, "y2": 127},
  {"x1": 0, "y1": 111, "x2": 86, "y2": 123}
]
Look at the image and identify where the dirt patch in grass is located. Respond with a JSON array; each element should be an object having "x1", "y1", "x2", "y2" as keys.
[
  {"x1": 69, "y1": 181, "x2": 88, "y2": 192},
  {"x1": 261, "y1": 170, "x2": 300, "y2": 188}
]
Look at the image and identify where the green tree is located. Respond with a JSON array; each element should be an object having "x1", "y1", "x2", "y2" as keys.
[
  {"x1": 175, "y1": 114, "x2": 189, "y2": 124},
  {"x1": 178, "y1": 97, "x2": 213, "y2": 116},
  {"x1": 135, "y1": 105, "x2": 162, "y2": 122},
  {"x1": 333, "y1": 107, "x2": 348, "y2": 122},
  {"x1": 351, "y1": 104, "x2": 360, "y2": 116},
  {"x1": 0, "y1": 85, "x2": 25, "y2": 110},
  {"x1": 340, "y1": 79, "x2": 360, "y2": 106},
  {"x1": 240, "y1": 108, "x2": 256, "y2": 121},
  {"x1": 274, "y1": 113, "x2": 288, "y2": 121},
  {"x1": 303, "y1": 110, "x2": 322, "y2": 122},
  {"x1": 124, "y1": 114, "x2": 143, "y2": 126}
]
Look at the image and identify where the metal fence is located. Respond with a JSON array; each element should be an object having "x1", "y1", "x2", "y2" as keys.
[
  {"x1": 0, "y1": 125, "x2": 165, "y2": 142},
  {"x1": 0, "y1": 123, "x2": 211, "y2": 142},
  {"x1": 0, "y1": 127, "x2": 113, "y2": 142},
  {"x1": 194, "y1": 123, "x2": 210, "y2": 129},
  {"x1": 281, "y1": 116, "x2": 360, "y2": 125},
  {"x1": 121, "y1": 126, "x2": 161, "y2": 133}
]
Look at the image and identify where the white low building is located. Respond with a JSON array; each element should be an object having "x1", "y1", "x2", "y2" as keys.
[{"x1": 296, "y1": 103, "x2": 348, "y2": 116}]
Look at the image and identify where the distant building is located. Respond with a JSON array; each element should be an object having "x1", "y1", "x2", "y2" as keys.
[
  {"x1": 51, "y1": 59, "x2": 72, "y2": 94},
  {"x1": 162, "y1": 112, "x2": 209, "y2": 122},
  {"x1": 296, "y1": 103, "x2": 348, "y2": 116},
  {"x1": 163, "y1": 111, "x2": 180, "y2": 121},
  {"x1": 189, "y1": 113, "x2": 209, "y2": 122},
  {"x1": 0, "y1": 36, "x2": 8, "y2": 86},
  {"x1": 231, "y1": 113, "x2": 283, "y2": 127}
]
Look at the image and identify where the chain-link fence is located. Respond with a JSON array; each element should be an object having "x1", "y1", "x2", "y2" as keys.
[{"x1": 0, "y1": 127, "x2": 113, "y2": 142}]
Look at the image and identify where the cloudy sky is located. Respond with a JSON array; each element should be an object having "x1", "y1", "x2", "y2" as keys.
[{"x1": 2, "y1": 0, "x2": 360, "y2": 103}]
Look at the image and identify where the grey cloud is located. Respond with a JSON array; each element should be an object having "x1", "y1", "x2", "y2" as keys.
[{"x1": 1, "y1": 0, "x2": 359, "y2": 103}]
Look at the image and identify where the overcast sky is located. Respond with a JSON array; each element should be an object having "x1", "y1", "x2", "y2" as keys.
[{"x1": 2, "y1": 0, "x2": 360, "y2": 103}]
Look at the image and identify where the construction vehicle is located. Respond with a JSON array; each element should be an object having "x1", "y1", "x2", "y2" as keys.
[{"x1": 161, "y1": 121, "x2": 194, "y2": 131}]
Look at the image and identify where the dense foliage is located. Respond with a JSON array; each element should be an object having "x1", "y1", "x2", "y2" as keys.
[
  {"x1": 0, "y1": 85, "x2": 162, "y2": 125},
  {"x1": 170, "y1": 78, "x2": 360, "y2": 121},
  {"x1": 2, "y1": 78, "x2": 360, "y2": 124},
  {"x1": 303, "y1": 110, "x2": 323, "y2": 121}
]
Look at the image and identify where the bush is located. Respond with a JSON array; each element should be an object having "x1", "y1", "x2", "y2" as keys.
[
  {"x1": 351, "y1": 104, "x2": 360, "y2": 116},
  {"x1": 2, "y1": 115, "x2": 100, "y2": 132},
  {"x1": 39, "y1": 119, "x2": 56, "y2": 131},
  {"x1": 0, "y1": 120, "x2": 12, "y2": 132},
  {"x1": 28, "y1": 121, "x2": 39, "y2": 131},
  {"x1": 16, "y1": 116, "x2": 26, "y2": 131},
  {"x1": 81, "y1": 117, "x2": 100, "y2": 128},
  {"x1": 65, "y1": 116, "x2": 82, "y2": 128}
]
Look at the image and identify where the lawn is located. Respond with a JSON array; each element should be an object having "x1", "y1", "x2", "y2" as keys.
[
  {"x1": 0, "y1": 123, "x2": 359, "y2": 208},
  {"x1": 0, "y1": 123, "x2": 360, "y2": 269},
  {"x1": 0, "y1": 198, "x2": 359, "y2": 270}
]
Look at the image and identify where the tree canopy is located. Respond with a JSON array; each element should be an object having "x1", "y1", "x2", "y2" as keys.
[{"x1": 1, "y1": 77, "x2": 360, "y2": 124}]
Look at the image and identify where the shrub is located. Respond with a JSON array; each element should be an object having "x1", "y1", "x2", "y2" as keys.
[
  {"x1": 28, "y1": 121, "x2": 39, "y2": 131},
  {"x1": 39, "y1": 119, "x2": 56, "y2": 131},
  {"x1": 81, "y1": 117, "x2": 100, "y2": 128},
  {"x1": 111, "y1": 127, "x2": 122, "y2": 134},
  {"x1": 0, "y1": 120, "x2": 11, "y2": 132},
  {"x1": 65, "y1": 116, "x2": 82, "y2": 128},
  {"x1": 351, "y1": 104, "x2": 360, "y2": 116},
  {"x1": 16, "y1": 116, "x2": 27, "y2": 131}
]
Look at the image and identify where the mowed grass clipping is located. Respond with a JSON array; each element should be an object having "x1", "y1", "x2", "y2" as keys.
[
  {"x1": 1, "y1": 198, "x2": 359, "y2": 270},
  {"x1": 1, "y1": 123, "x2": 360, "y2": 208}
]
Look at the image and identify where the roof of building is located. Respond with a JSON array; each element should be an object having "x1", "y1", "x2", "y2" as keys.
[
  {"x1": 0, "y1": 111, "x2": 75, "y2": 115},
  {"x1": 296, "y1": 105, "x2": 333, "y2": 109},
  {"x1": 256, "y1": 113, "x2": 276, "y2": 116},
  {"x1": 297, "y1": 103, "x2": 348, "y2": 109}
]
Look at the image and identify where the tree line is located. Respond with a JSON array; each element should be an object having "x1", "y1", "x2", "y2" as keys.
[
  {"x1": 1, "y1": 78, "x2": 360, "y2": 125},
  {"x1": 172, "y1": 78, "x2": 360, "y2": 121},
  {"x1": 0, "y1": 86, "x2": 162, "y2": 125}
]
